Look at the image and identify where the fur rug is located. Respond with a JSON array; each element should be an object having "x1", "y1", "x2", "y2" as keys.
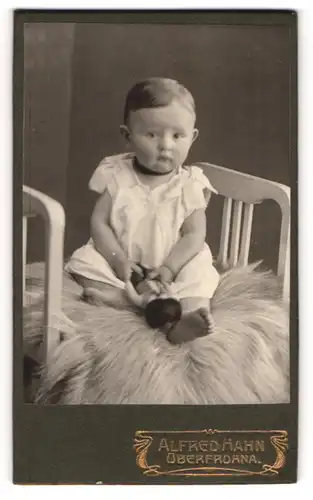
[{"x1": 23, "y1": 262, "x2": 289, "y2": 404}]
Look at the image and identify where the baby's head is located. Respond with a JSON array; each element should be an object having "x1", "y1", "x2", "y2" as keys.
[{"x1": 121, "y1": 78, "x2": 199, "y2": 174}]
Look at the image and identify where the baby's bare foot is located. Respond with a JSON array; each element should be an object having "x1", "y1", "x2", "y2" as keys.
[{"x1": 167, "y1": 308, "x2": 215, "y2": 345}]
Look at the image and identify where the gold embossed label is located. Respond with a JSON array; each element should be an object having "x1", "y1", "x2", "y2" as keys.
[{"x1": 134, "y1": 429, "x2": 288, "y2": 477}]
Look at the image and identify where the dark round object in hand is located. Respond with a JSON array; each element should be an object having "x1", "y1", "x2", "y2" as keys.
[{"x1": 145, "y1": 298, "x2": 182, "y2": 329}]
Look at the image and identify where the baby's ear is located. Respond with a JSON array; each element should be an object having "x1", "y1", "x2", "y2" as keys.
[
  {"x1": 120, "y1": 125, "x2": 131, "y2": 143},
  {"x1": 192, "y1": 128, "x2": 199, "y2": 143}
]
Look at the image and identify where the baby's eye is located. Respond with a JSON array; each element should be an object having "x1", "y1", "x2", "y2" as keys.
[
  {"x1": 146, "y1": 132, "x2": 156, "y2": 138},
  {"x1": 173, "y1": 132, "x2": 184, "y2": 140}
]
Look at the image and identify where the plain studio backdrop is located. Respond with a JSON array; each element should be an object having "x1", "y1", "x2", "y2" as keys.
[{"x1": 23, "y1": 22, "x2": 291, "y2": 272}]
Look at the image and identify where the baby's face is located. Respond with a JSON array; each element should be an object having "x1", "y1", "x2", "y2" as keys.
[{"x1": 125, "y1": 100, "x2": 198, "y2": 174}]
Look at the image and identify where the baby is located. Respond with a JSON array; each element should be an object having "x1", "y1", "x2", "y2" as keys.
[{"x1": 66, "y1": 77, "x2": 220, "y2": 343}]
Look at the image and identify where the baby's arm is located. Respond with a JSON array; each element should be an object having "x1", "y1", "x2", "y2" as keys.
[
  {"x1": 158, "y1": 208, "x2": 206, "y2": 280},
  {"x1": 91, "y1": 191, "x2": 141, "y2": 281}
]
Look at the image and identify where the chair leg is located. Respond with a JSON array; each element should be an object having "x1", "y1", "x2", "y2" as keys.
[
  {"x1": 277, "y1": 204, "x2": 290, "y2": 302},
  {"x1": 44, "y1": 212, "x2": 65, "y2": 359},
  {"x1": 23, "y1": 216, "x2": 27, "y2": 301}
]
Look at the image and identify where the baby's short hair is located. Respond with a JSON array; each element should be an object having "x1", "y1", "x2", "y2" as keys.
[{"x1": 123, "y1": 77, "x2": 196, "y2": 124}]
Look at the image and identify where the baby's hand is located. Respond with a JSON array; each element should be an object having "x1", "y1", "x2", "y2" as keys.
[
  {"x1": 148, "y1": 265, "x2": 175, "y2": 284},
  {"x1": 114, "y1": 259, "x2": 144, "y2": 283},
  {"x1": 136, "y1": 279, "x2": 162, "y2": 295}
]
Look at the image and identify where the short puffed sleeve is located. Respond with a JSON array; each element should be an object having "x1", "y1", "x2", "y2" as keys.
[
  {"x1": 88, "y1": 156, "x2": 118, "y2": 195},
  {"x1": 182, "y1": 166, "x2": 218, "y2": 217}
]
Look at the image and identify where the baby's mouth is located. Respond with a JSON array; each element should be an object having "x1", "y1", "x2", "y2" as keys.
[{"x1": 158, "y1": 155, "x2": 173, "y2": 163}]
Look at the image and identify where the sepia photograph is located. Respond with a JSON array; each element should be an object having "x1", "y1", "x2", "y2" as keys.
[
  {"x1": 21, "y1": 14, "x2": 293, "y2": 407},
  {"x1": 11, "y1": 8, "x2": 300, "y2": 485}
]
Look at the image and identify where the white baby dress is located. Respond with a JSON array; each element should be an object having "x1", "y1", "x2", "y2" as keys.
[{"x1": 65, "y1": 153, "x2": 220, "y2": 300}]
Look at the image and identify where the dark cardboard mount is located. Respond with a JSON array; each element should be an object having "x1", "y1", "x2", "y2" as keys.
[{"x1": 13, "y1": 10, "x2": 298, "y2": 485}]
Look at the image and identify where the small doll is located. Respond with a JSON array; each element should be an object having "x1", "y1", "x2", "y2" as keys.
[{"x1": 126, "y1": 265, "x2": 182, "y2": 331}]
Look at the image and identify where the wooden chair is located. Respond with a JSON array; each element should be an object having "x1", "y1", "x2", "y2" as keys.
[
  {"x1": 23, "y1": 185, "x2": 65, "y2": 360},
  {"x1": 23, "y1": 163, "x2": 290, "y2": 359},
  {"x1": 197, "y1": 162, "x2": 290, "y2": 301}
]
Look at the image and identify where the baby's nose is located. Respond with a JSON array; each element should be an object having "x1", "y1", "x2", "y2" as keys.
[{"x1": 159, "y1": 135, "x2": 173, "y2": 150}]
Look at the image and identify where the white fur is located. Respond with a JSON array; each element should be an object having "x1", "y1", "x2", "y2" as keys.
[{"x1": 24, "y1": 262, "x2": 289, "y2": 405}]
